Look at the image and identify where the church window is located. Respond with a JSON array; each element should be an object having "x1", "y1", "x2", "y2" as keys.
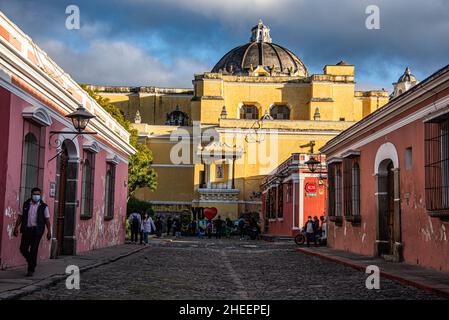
[
  {"x1": 270, "y1": 105, "x2": 290, "y2": 120},
  {"x1": 240, "y1": 104, "x2": 259, "y2": 120}
]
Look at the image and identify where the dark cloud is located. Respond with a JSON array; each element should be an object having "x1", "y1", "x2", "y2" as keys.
[{"x1": 1, "y1": 0, "x2": 448, "y2": 89}]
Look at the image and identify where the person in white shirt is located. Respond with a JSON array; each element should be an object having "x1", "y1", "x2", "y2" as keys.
[
  {"x1": 13, "y1": 187, "x2": 51, "y2": 276},
  {"x1": 141, "y1": 213, "x2": 156, "y2": 245}
]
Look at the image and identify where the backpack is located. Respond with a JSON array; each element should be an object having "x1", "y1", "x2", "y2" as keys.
[{"x1": 131, "y1": 214, "x2": 140, "y2": 229}]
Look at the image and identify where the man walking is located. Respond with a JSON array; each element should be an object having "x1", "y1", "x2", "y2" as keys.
[
  {"x1": 128, "y1": 211, "x2": 142, "y2": 244},
  {"x1": 304, "y1": 216, "x2": 316, "y2": 247},
  {"x1": 13, "y1": 187, "x2": 51, "y2": 276}
]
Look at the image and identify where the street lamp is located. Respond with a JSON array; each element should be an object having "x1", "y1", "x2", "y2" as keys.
[
  {"x1": 66, "y1": 105, "x2": 96, "y2": 132},
  {"x1": 304, "y1": 156, "x2": 321, "y2": 173},
  {"x1": 48, "y1": 104, "x2": 97, "y2": 163},
  {"x1": 300, "y1": 140, "x2": 321, "y2": 173}
]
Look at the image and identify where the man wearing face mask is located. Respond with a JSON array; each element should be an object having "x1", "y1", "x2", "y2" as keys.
[{"x1": 13, "y1": 187, "x2": 52, "y2": 276}]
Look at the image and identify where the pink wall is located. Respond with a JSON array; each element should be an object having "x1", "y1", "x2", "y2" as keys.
[
  {"x1": 327, "y1": 119, "x2": 449, "y2": 272},
  {"x1": 263, "y1": 182, "x2": 296, "y2": 237},
  {"x1": 0, "y1": 88, "x2": 12, "y2": 259},
  {"x1": 0, "y1": 88, "x2": 129, "y2": 269},
  {"x1": 263, "y1": 175, "x2": 326, "y2": 237}
]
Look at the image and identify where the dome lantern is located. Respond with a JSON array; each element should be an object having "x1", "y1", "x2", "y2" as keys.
[
  {"x1": 250, "y1": 19, "x2": 272, "y2": 43},
  {"x1": 212, "y1": 21, "x2": 308, "y2": 77}
]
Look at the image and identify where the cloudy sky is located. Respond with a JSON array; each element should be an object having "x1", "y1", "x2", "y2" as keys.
[{"x1": 1, "y1": 0, "x2": 448, "y2": 91}]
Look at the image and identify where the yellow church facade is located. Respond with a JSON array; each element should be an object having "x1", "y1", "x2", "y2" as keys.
[{"x1": 90, "y1": 21, "x2": 388, "y2": 219}]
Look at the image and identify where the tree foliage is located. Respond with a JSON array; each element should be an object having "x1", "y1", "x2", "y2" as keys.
[{"x1": 81, "y1": 84, "x2": 157, "y2": 198}]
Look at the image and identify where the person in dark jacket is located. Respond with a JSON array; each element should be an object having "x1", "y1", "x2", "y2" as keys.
[
  {"x1": 215, "y1": 216, "x2": 223, "y2": 239},
  {"x1": 166, "y1": 216, "x2": 173, "y2": 236},
  {"x1": 313, "y1": 216, "x2": 320, "y2": 243},
  {"x1": 155, "y1": 216, "x2": 163, "y2": 237},
  {"x1": 13, "y1": 187, "x2": 52, "y2": 276},
  {"x1": 128, "y1": 211, "x2": 142, "y2": 244},
  {"x1": 304, "y1": 216, "x2": 316, "y2": 247}
]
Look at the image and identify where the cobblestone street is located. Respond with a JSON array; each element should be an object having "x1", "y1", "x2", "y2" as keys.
[{"x1": 22, "y1": 238, "x2": 441, "y2": 300}]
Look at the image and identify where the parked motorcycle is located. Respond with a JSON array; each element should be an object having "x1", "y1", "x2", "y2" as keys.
[{"x1": 294, "y1": 228, "x2": 322, "y2": 245}]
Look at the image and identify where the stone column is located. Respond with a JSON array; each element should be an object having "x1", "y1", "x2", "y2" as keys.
[
  {"x1": 206, "y1": 164, "x2": 211, "y2": 189},
  {"x1": 227, "y1": 159, "x2": 233, "y2": 189},
  {"x1": 298, "y1": 174, "x2": 305, "y2": 228}
]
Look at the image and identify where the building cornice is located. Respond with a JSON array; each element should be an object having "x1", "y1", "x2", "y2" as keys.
[
  {"x1": 321, "y1": 64, "x2": 449, "y2": 154},
  {"x1": 0, "y1": 12, "x2": 135, "y2": 156}
]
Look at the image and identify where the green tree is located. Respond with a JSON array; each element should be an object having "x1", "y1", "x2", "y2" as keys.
[{"x1": 80, "y1": 84, "x2": 157, "y2": 199}]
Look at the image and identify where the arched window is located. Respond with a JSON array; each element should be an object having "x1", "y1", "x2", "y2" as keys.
[
  {"x1": 352, "y1": 163, "x2": 360, "y2": 216},
  {"x1": 81, "y1": 151, "x2": 95, "y2": 218},
  {"x1": 166, "y1": 106, "x2": 189, "y2": 126},
  {"x1": 240, "y1": 104, "x2": 259, "y2": 120},
  {"x1": 20, "y1": 124, "x2": 44, "y2": 204},
  {"x1": 104, "y1": 162, "x2": 116, "y2": 219},
  {"x1": 270, "y1": 105, "x2": 290, "y2": 120},
  {"x1": 335, "y1": 169, "x2": 342, "y2": 217}
]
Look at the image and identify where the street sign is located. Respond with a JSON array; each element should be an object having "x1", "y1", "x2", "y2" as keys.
[{"x1": 305, "y1": 182, "x2": 317, "y2": 193}]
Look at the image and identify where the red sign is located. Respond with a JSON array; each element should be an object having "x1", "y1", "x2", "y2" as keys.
[
  {"x1": 305, "y1": 182, "x2": 317, "y2": 193},
  {"x1": 204, "y1": 207, "x2": 218, "y2": 220}
]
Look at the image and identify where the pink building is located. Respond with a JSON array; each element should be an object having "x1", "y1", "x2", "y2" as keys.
[
  {"x1": 321, "y1": 64, "x2": 449, "y2": 272},
  {"x1": 261, "y1": 153, "x2": 327, "y2": 237},
  {"x1": 0, "y1": 13, "x2": 135, "y2": 268}
]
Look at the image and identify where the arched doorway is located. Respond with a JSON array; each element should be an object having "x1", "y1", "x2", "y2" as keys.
[
  {"x1": 374, "y1": 143, "x2": 402, "y2": 261},
  {"x1": 377, "y1": 160, "x2": 396, "y2": 256},
  {"x1": 54, "y1": 139, "x2": 78, "y2": 256}
]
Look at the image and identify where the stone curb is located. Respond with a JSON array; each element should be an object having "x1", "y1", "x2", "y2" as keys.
[
  {"x1": 0, "y1": 246, "x2": 147, "y2": 300},
  {"x1": 296, "y1": 247, "x2": 449, "y2": 299}
]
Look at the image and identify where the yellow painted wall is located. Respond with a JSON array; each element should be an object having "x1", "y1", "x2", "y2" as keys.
[{"x1": 93, "y1": 64, "x2": 389, "y2": 219}]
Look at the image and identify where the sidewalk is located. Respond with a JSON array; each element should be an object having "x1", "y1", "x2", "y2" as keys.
[
  {"x1": 0, "y1": 243, "x2": 147, "y2": 300},
  {"x1": 297, "y1": 246, "x2": 449, "y2": 299}
]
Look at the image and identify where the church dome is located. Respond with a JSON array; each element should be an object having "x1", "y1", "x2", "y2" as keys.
[{"x1": 211, "y1": 20, "x2": 308, "y2": 77}]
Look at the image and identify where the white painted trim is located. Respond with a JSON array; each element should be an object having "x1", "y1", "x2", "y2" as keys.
[
  {"x1": 22, "y1": 105, "x2": 52, "y2": 126},
  {"x1": 292, "y1": 180, "x2": 296, "y2": 228},
  {"x1": 150, "y1": 201, "x2": 192, "y2": 205},
  {"x1": 323, "y1": 90, "x2": 449, "y2": 156},
  {"x1": 82, "y1": 140, "x2": 100, "y2": 154},
  {"x1": 0, "y1": 31, "x2": 134, "y2": 156},
  {"x1": 326, "y1": 157, "x2": 343, "y2": 164},
  {"x1": 341, "y1": 149, "x2": 360, "y2": 158},
  {"x1": 374, "y1": 142, "x2": 399, "y2": 174},
  {"x1": 106, "y1": 154, "x2": 119, "y2": 165},
  {"x1": 151, "y1": 164, "x2": 194, "y2": 168},
  {"x1": 57, "y1": 129, "x2": 80, "y2": 161},
  {"x1": 299, "y1": 176, "x2": 305, "y2": 228},
  {"x1": 0, "y1": 76, "x2": 130, "y2": 164},
  {"x1": 216, "y1": 129, "x2": 346, "y2": 136},
  {"x1": 423, "y1": 104, "x2": 449, "y2": 122}
]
